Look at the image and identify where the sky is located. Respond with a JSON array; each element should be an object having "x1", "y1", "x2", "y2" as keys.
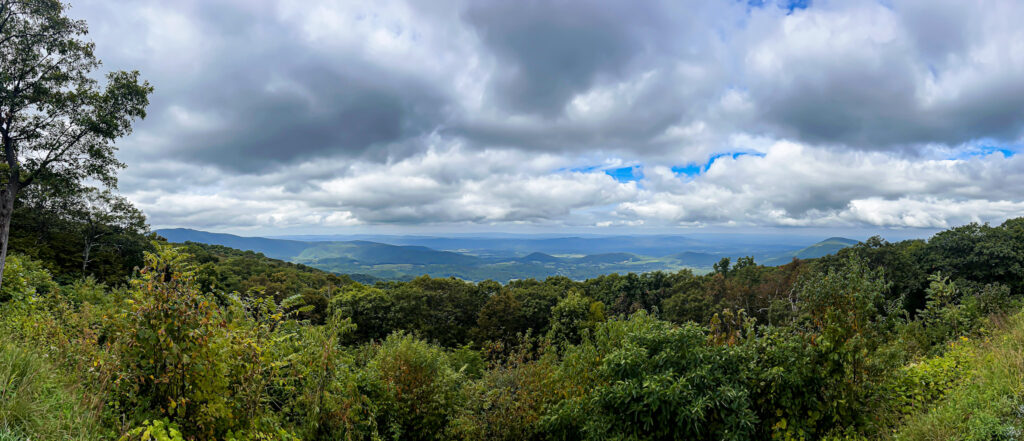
[{"x1": 69, "y1": 0, "x2": 1024, "y2": 237}]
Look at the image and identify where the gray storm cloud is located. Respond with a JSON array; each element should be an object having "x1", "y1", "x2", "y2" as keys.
[{"x1": 71, "y1": 0, "x2": 1024, "y2": 232}]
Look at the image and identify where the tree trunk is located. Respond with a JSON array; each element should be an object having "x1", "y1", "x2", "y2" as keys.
[
  {"x1": 0, "y1": 185, "x2": 15, "y2": 291},
  {"x1": 82, "y1": 242, "x2": 91, "y2": 273}
]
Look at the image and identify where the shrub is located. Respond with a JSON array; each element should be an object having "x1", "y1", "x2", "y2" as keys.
[
  {"x1": 542, "y1": 312, "x2": 759, "y2": 441},
  {"x1": 119, "y1": 419, "x2": 184, "y2": 441},
  {"x1": 752, "y1": 257, "x2": 898, "y2": 439},
  {"x1": 111, "y1": 243, "x2": 233, "y2": 438},
  {"x1": 288, "y1": 313, "x2": 378, "y2": 441},
  {"x1": 449, "y1": 341, "x2": 558, "y2": 441},
  {"x1": 0, "y1": 254, "x2": 57, "y2": 304},
  {"x1": 885, "y1": 339, "x2": 973, "y2": 421},
  {"x1": 365, "y1": 333, "x2": 465, "y2": 441}
]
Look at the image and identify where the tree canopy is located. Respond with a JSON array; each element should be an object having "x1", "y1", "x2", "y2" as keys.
[{"x1": 0, "y1": 0, "x2": 151, "y2": 289}]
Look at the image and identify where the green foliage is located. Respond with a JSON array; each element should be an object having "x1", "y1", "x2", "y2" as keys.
[
  {"x1": 661, "y1": 274, "x2": 713, "y2": 324},
  {"x1": 365, "y1": 333, "x2": 465, "y2": 441},
  {"x1": 185, "y1": 242, "x2": 352, "y2": 323},
  {"x1": 120, "y1": 419, "x2": 184, "y2": 441},
  {"x1": 547, "y1": 289, "x2": 604, "y2": 345},
  {"x1": 385, "y1": 276, "x2": 491, "y2": 347},
  {"x1": 0, "y1": 0, "x2": 152, "y2": 291},
  {"x1": 330, "y1": 283, "x2": 397, "y2": 342},
  {"x1": 543, "y1": 312, "x2": 759, "y2": 441},
  {"x1": 748, "y1": 257, "x2": 897, "y2": 439},
  {"x1": 474, "y1": 279, "x2": 563, "y2": 343},
  {"x1": 4, "y1": 218, "x2": 1024, "y2": 440},
  {"x1": 112, "y1": 243, "x2": 235, "y2": 437},
  {"x1": 893, "y1": 313, "x2": 1024, "y2": 440},
  {"x1": 924, "y1": 219, "x2": 1024, "y2": 294},
  {"x1": 287, "y1": 312, "x2": 377, "y2": 441},
  {"x1": 582, "y1": 270, "x2": 685, "y2": 315},
  {"x1": 885, "y1": 339, "x2": 973, "y2": 421},
  {"x1": 825, "y1": 236, "x2": 929, "y2": 314},
  {"x1": 714, "y1": 256, "x2": 732, "y2": 275},
  {"x1": 0, "y1": 254, "x2": 56, "y2": 304},
  {"x1": 449, "y1": 347, "x2": 557, "y2": 441}
]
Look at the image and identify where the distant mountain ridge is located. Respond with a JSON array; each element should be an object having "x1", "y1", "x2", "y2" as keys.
[
  {"x1": 156, "y1": 228, "x2": 310, "y2": 260},
  {"x1": 760, "y1": 237, "x2": 859, "y2": 265},
  {"x1": 155, "y1": 228, "x2": 858, "y2": 282},
  {"x1": 296, "y1": 241, "x2": 479, "y2": 266}
]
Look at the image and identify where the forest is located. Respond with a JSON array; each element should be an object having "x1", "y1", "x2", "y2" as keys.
[
  {"x1": 4, "y1": 208, "x2": 1024, "y2": 440},
  {"x1": 3, "y1": 1, "x2": 1024, "y2": 440}
]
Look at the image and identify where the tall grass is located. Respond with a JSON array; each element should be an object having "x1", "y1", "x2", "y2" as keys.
[
  {"x1": 0, "y1": 342, "x2": 100, "y2": 440},
  {"x1": 893, "y1": 313, "x2": 1024, "y2": 440}
]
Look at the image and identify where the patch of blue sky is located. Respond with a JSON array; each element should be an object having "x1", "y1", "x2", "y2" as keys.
[
  {"x1": 604, "y1": 165, "x2": 643, "y2": 183},
  {"x1": 746, "y1": 0, "x2": 810, "y2": 13},
  {"x1": 556, "y1": 164, "x2": 644, "y2": 187},
  {"x1": 565, "y1": 164, "x2": 604, "y2": 173},
  {"x1": 671, "y1": 164, "x2": 703, "y2": 177},
  {"x1": 950, "y1": 145, "x2": 1018, "y2": 160},
  {"x1": 672, "y1": 151, "x2": 766, "y2": 178}
]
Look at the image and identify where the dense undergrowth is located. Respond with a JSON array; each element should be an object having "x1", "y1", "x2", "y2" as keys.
[{"x1": 1, "y1": 219, "x2": 1024, "y2": 440}]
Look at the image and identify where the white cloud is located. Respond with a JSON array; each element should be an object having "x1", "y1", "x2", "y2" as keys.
[
  {"x1": 66, "y1": 0, "x2": 1024, "y2": 233},
  {"x1": 617, "y1": 141, "x2": 1024, "y2": 228}
]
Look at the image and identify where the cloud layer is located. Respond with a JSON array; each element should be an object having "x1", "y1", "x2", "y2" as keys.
[{"x1": 72, "y1": 0, "x2": 1024, "y2": 233}]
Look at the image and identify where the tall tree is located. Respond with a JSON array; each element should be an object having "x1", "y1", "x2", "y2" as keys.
[
  {"x1": 76, "y1": 187, "x2": 147, "y2": 273},
  {"x1": 0, "y1": 0, "x2": 150, "y2": 288}
]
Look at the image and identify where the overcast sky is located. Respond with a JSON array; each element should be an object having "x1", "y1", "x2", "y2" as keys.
[{"x1": 70, "y1": 0, "x2": 1024, "y2": 236}]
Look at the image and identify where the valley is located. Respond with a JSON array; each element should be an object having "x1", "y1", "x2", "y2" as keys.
[{"x1": 157, "y1": 228, "x2": 859, "y2": 281}]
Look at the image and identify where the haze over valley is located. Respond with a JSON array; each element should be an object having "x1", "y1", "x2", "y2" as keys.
[{"x1": 157, "y1": 228, "x2": 860, "y2": 281}]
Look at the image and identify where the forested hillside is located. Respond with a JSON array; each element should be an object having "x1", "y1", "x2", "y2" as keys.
[
  {"x1": 3, "y1": 218, "x2": 1024, "y2": 440},
  {"x1": 157, "y1": 227, "x2": 857, "y2": 281}
]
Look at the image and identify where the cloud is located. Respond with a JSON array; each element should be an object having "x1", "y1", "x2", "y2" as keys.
[
  {"x1": 67, "y1": 0, "x2": 1024, "y2": 233},
  {"x1": 618, "y1": 141, "x2": 1024, "y2": 227},
  {"x1": 743, "y1": 0, "x2": 1024, "y2": 147},
  {"x1": 125, "y1": 141, "x2": 1024, "y2": 232},
  {"x1": 126, "y1": 146, "x2": 638, "y2": 230}
]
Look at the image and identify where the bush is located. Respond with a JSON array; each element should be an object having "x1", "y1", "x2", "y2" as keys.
[
  {"x1": 287, "y1": 312, "x2": 379, "y2": 441},
  {"x1": 0, "y1": 254, "x2": 57, "y2": 304},
  {"x1": 449, "y1": 342, "x2": 557, "y2": 441},
  {"x1": 542, "y1": 312, "x2": 758, "y2": 441},
  {"x1": 751, "y1": 257, "x2": 898, "y2": 439},
  {"x1": 885, "y1": 339, "x2": 973, "y2": 422},
  {"x1": 111, "y1": 244, "x2": 234, "y2": 438},
  {"x1": 119, "y1": 419, "x2": 184, "y2": 441},
  {"x1": 366, "y1": 333, "x2": 465, "y2": 441}
]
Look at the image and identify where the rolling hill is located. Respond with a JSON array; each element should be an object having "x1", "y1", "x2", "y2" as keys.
[
  {"x1": 295, "y1": 241, "x2": 480, "y2": 266},
  {"x1": 155, "y1": 228, "x2": 858, "y2": 281},
  {"x1": 760, "y1": 237, "x2": 859, "y2": 265},
  {"x1": 156, "y1": 228, "x2": 310, "y2": 260}
]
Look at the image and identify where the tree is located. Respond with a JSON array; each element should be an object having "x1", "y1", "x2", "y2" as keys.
[
  {"x1": 713, "y1": 257, "x2": 731, "y2": 276},
  {"x1": 8, "y1": 180, "x2": 153, "y2": 284},
  {"x1": 0, "y1": 0, "x2": 151, "y2": 289},
  {"x1": 75, "y1": 187, "x2": 147, "y2": 273},
  {"x1": 547, "y1": 289, "x2": 604, "y2": 345}
]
